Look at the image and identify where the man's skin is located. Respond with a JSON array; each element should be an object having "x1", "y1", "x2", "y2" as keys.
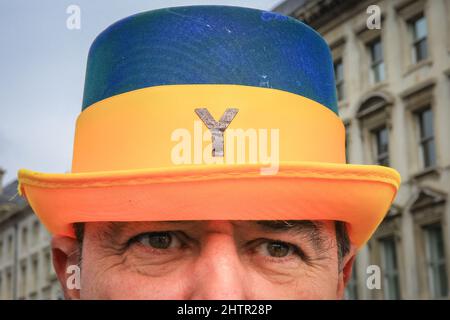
[{"x1": 52, "y1": 220, "x2": 356, "y2": 299}]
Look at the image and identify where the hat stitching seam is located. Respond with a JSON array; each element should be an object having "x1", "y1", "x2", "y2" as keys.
[{"x1": 18, "y1": 170, "x2": 400, "y2": 189}]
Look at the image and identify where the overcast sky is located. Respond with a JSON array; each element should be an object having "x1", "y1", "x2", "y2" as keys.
[{"x1": 0, "y1": 0, "x2": 284, "y2": 185}]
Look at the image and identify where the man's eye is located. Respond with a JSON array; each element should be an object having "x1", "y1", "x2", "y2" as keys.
[
  {"x1": 264, "y1": 241, "x2": 292, "y2": 257},
  {"x1": 131, "y1": 232, "x2": 180, "y2": 250},
  {"x1": 259, "y1": 241, "x2": 298, "y2": 258}
]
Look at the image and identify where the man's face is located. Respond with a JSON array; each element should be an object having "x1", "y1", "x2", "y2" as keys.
[{"x1": 53, "y1": 220, "x2": 355, "y2": 299}]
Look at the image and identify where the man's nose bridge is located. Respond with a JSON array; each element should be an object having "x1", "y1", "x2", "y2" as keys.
[
  {"x1": 199, "y1": 233, "x2": 243, "y2": 276},
  {"x1": 192, "y1": 233, "x2": 247, "y2": 298}
]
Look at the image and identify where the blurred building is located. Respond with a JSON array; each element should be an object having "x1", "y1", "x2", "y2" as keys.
[
  {"x1": 274, "y1": 0, "x2": 450, "y2": 299},
  {"x1": 0, "y1": 169, "x2": 62, "y2": 300}
]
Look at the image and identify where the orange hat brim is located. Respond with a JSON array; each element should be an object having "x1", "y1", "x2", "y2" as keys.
[{"x1": 18, "y1": 161, "x2": 400, "y2": 248}]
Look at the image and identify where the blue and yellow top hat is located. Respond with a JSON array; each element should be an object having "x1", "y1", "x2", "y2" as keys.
[{"x1": 17, "y1": 6, "x2": 400, "y2": 248}]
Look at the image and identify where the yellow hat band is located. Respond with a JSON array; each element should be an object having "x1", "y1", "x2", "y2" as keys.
[{"x1": 72, "y1": 84, "x2": 345, "y2": 173}]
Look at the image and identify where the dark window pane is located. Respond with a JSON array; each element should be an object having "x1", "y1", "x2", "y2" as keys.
[
  {"x1": 384, "y1": 238, "x2": 398, "y2": 269},
  {"x1": 371, "y1": 39, "x2": 383, "y2": 62},
  {"x1": 422, "y1": 108, "x2": 434, "y2": 138},
  {"x1": 336, "y1": 83, "x2": 344, "y2": 101},
  {"x1": 369, "y1": 39, "x2": 384, "y2": 83},
  {"x1": 425, "y1": 224, "x2": 448, "y2": 298},
  {"x1": 424, "y1": 139, "x2": 436, "y2": 167},
  {"x1": 334, "y1": 60, "x2": 343, "y2": 80},
  {"x1": 415, "y1": 38, "x2": 428, "y2": 62},
  {"x1": 388, "y1": 274, "x2": 400, "y2": 300},
  {"x1": 380, "y1": 237, "x2": 400, "y2": 299},
  {"x1": 438, "y1": 264, "x2": 449, "y2": 297},
  {"x1": 379, "y1": 127, "x2": 388, "y2": 153},
  {"x1": 417, "y1": 108, "x2": 436, "y2": 168},
  {"x1": 414, "y1": 16, "x2": 427, "y2": 40},
  {"x1": 410, "y1": 15, "x2": 428, "y2": 63},
  {"x1": 334, "y1": 60, "x2": 344, "y2": 101},
  {"x1": 373, "y1": 126, "x2": 389, "y2": 166},
  {"x1": 373, "y1": 62, "x2": 385, "y2": 82}
]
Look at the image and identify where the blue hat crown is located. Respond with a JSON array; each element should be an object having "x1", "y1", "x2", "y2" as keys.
[{"x1": 82, "y1": 5, "x2": 338, "y2": 114}]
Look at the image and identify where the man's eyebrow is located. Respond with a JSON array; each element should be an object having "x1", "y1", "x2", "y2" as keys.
[
  {"x1": 254, "y1": 220, "x2": 327, "y2": 251},
  {"x1": 98, "y1": 221, "x2": 197, "y2": 242},
  {"x1": 255, "y1": 220, "x2": 321, "y2": 232},
  {"x1": 102, "y1": 220, "x2": 323, "y2": 235}
]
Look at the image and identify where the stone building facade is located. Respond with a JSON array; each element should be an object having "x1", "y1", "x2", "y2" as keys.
[
  {"x1": 0, "y1": 170, "x2": 62, "y2": 300},
  {"x1": 275, "y1": 0, "x2": 450, "y2": 299}
]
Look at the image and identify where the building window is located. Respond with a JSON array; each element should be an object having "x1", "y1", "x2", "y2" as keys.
[
  {"x1": 424, "y1": 224, "x2": 448, "y2": 298},
  {"x1": 372, "y1": 126, "x2": 389, "y2": 166},
  {"x1": 32, "y1": 220, "x2": 40, "y2": 244},
  {"x1": 334, "y1": 59, "x2": 345, "y2": 101},
  {"x1": 31, "y1": 255, "x2": 39, "y2": 292},
  {"x1": 7, "y1": 234, "x2": 13, "y2": 259},
  {"x1": 21, "y1": 226, "x2": 28, "y2": 251},
  {"x1": 6, "y1": 269, "x2": 12, "y2": 299},
  {"x1": 409, "y1": 14, "x2": 428, "y2": 63},
  {"x1": 415, "y1": 107, "x2": 436, "y2": 168},
  {"x1": 380, "y1": 236, "x2": 400, "y2": 299},
  {"x1": 345, "y1": 264, "x2": 358, "y2": 299},
  {"x1": 20, "y1": 262, "x2": 27, "y2": 298},
  {"x1": 368, "y1": 37, "x2": 385, "y2": 83}
]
